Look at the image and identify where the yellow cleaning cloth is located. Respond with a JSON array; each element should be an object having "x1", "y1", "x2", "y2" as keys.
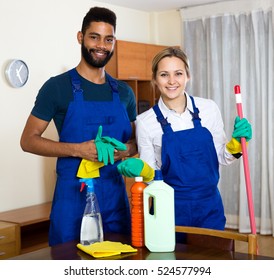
[
  {"x1": 77, "y1": 159, "x2": 104, "y2": 178},
  {"x1": 77, "y1": 241, "x2": 137, "y2": 258}
]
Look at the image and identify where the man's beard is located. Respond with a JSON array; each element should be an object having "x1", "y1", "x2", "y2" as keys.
[{"x1": 81, "y1": 44, "x2": 113, "y2": 68}]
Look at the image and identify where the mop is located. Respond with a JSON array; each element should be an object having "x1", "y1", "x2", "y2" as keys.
[{"x1": 234, "y1": 85, "x2": 258, "y2": 252}]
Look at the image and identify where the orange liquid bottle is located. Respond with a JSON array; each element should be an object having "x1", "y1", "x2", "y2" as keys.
[{"x1": 130, "y1": 177, "x2": 147, "y2": 247}]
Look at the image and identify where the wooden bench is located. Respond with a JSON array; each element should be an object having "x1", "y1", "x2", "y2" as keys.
[{"x1": 0, "y1": 202, "x2": 51, "y2": 256}]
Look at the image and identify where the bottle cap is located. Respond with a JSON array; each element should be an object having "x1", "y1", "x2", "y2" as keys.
[
  {"x1": 86, "y1": 179, "x2": 94, "y2": 193},
  {"x1": 135, "y1": 177, "x2": 143, "y2": 182},
  {"x1": 154, "y1": 170, "x2": 163, "y2": 180}
]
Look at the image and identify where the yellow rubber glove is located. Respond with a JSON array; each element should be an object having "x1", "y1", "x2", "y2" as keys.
[
  {"x1": 226, "y1": 138, "x2": 245, "y2": 154},
  {"x1": 77, "y1": 159, "x2": 104, "y2": 178},
  {"x1": 141, "y1": 161, "x2": 155, "y2": 182},
  {"x1": 77, "y1": 241, "x2": 137, "y2": 258},
  {"x1": 226, "y1": 116, "x2": 252, "y2": 155},
  {"x1": 117, "y1": 158, "x2": 155, "y2": 182}
]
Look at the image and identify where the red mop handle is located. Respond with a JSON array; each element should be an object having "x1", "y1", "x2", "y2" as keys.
[{"x1": 234, "y1": 85, "x2": 256, "y2": 234}]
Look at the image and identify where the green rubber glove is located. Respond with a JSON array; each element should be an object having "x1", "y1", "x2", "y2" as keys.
[
  {"x1": 117, "y1": 158, "x2": 155, "y2": 182},
  {"x1": 101, "y1": 136, "x2": 127, "y2": 151},
  {"x1": 226, "y1": 116, "x2": 252, "y2": 155},
  {"x1": 117, "y1": 158, "x2": 144, "y2": 177},
  {"x1": 232, "y1": 116, "x2": 252, "y2": 142},
  {"x1": 95, "y1": 126, "x2": 115, "y2": 165}
]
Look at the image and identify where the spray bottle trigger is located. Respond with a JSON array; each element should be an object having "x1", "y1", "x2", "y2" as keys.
[{"x1": 80, "y1": 182, "x2": 86, "y2": 192}]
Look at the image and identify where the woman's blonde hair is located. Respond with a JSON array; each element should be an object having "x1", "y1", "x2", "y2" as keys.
[{"x1": 151, "y1": 47, "x2": 190, "y2": 80}]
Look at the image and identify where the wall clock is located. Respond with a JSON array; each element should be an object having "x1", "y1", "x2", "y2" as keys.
[{"x1": 5, "y1": 59, "x2": 29, "y2": 88}]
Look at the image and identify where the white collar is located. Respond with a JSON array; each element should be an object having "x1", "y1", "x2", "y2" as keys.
[{"x1": 158, "y1": 92, "x2": 194, "y2": 115}]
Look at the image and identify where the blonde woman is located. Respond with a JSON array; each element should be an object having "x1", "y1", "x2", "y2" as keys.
[{"x1": 118, "y1": 47, "x2": 252, "y2": 232}]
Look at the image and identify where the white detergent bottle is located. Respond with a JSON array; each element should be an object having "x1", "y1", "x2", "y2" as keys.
[{"x1": 143, "y1": 170, "x2": 175, "y2": 252}]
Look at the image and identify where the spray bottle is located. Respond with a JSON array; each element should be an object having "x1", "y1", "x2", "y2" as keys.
[{"x1": 80, "y1": 178, "x2": 103, "y2": 245}]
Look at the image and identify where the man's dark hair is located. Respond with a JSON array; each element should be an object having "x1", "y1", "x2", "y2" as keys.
[{"x1": 81, "y1": 7, "x2": 117, "y2": 34}]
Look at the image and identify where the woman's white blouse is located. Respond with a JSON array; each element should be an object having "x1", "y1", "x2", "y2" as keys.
[{"x1": 135, "y1": 92, "x2": 236, "y2": 170}]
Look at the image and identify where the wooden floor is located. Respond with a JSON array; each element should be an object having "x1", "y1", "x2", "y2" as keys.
[{"x1": 235, "y1": 234, "x2": 274, "y2": 257}]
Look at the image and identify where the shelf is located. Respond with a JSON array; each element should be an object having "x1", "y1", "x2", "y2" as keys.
[
  {"x1": 0, "y1": 202, "x2": 51, "y2": 256},
  {"x1": 20, "y1": 221, "x2": 50, "y2": 254}
]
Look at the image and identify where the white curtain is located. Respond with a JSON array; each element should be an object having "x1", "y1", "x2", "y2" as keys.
[{"x1": 181, "y1": 9, "x2": 274, "y2": 235}]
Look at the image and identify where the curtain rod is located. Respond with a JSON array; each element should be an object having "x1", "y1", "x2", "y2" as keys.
[{"x1": 178, "y1": 0, "x2": 233, "y2": 10}]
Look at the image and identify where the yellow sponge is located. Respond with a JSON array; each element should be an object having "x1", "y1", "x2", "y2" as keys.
[
  {"x1": 77, "y1": 159, "x2": 104, "y2": 178},
  {"x1": 77, "y1": 241, "x2": 137, "y2": 258}
]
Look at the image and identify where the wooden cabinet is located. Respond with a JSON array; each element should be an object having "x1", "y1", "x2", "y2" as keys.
[
  {"x1": 107, "y1": 41, "x2": 148, "y2": 80},
  {"x1": 0, "y1": 221, "x2": 20, "y2": 259},
  {"x1": 106, "y1": 40, "x2": 170, "y2": 113},
  {"x1": 0, "y1": 202, "x2": 51, "y2": 257},
  {"x1": 106, "y1": 40, "x2": 173, "y2": 192},
  {"x1": 107, "y1": 40, "x2": 168, "y2": 80},
  {"x1": 123, "y1": 80, "x2": 156, "y2": 113}
]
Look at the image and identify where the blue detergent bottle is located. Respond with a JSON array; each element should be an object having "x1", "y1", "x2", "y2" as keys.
[{"x1": 80, "y1": 178, "x2": 104, "y2": 245}]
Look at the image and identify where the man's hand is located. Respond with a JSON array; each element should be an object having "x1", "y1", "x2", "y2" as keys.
[
  {"x1": 95, "y1": 126, "x2": 127, "y2": 165},
  {"x1": 77, "y1": 140, "x2": 98, "y2": 162}
]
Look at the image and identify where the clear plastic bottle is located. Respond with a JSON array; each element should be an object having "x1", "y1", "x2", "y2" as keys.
[
  {"x1": 80, "y1": 179, "x2": 103, "y2": 245},
  {"x1": 130, "y1": 177, "x2": 146, "y2": 247}
]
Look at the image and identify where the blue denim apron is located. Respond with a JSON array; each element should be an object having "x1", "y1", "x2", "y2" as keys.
[
  {"x1": 49, "y1": 68, "x2": 132, "y2": 245},
  {"x1": 153, "y1": 96, "x2": 226, "y2": 230}
]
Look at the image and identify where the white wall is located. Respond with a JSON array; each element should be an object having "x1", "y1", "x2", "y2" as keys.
[
  {"x1": 0, "y1": 0, "x2": 181, "y2": 211},
  {"x1": 149, "y1": 10, "x2": 181, "y2": 46}
]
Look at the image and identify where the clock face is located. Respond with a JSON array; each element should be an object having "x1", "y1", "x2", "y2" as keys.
[{"x1": 5, "y1": 59, "x2": 29, "y2": 88}]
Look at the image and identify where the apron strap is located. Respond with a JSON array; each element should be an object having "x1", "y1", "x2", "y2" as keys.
[
  {"x1": 69, "y1": 69, "x2": 120, "y2": 102},
  {"x1": 105, "y1": 72, "x2": 119, "y2": 95},
  {"x1": 153, "y1": 96, "x2": 202, "y2": 132},
  {"x1": 189, "y1": 95, "x2": 201, "y2": 128},
  {"x1": 153, "y1": 104, "x2": 173, "y2": 133},
  {"x1": 69, "y1": 68, "x2": 84, "y2": 102}
]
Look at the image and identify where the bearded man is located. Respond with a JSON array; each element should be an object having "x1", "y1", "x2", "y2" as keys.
[{"x1": 20, "y1": 7, "x2": 137, "y2": 246}]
